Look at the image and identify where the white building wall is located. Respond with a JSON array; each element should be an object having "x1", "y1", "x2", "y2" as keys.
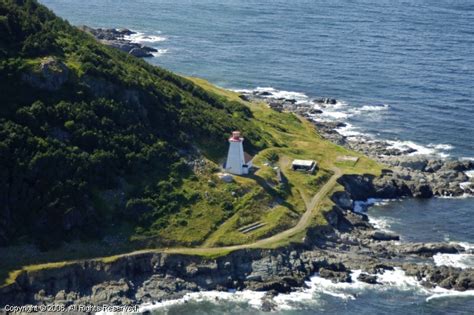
[{"x1": 225, "y1": 140, "x2": 245, "y2": 175}]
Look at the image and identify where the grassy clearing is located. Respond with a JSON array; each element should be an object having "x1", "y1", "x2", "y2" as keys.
[{"x1": 182, "y1": 77, "x2": 381, "y2": 246}]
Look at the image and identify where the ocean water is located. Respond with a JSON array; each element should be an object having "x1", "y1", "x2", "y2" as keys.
[{"x1": 39, "y1": 0, "x2": 474, "y2": 313}]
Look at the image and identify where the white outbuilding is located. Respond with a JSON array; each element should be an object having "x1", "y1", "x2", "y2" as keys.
[{"x1": 291, "y1": 159, "x2": 317, "y2": 173}]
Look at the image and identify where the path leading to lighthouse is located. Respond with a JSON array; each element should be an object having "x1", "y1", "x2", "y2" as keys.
[
  {"x1": 3, "y1": 166, "x2": 343, "y2": 281},
  {"x1": 163, "y1": 166, "x2": 342, "y2": 255}
]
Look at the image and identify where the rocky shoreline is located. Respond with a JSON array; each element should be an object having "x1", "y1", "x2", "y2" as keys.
[
  {"x1": 0, "y1": 205, "x2": 472, "y2": 311},
  {"x1": 240, "y1": 90, "x2": 474, "y2": 199},
  {"x1": 1, "y1": 91, "x2": 473, "y2": 312},
  {"x1": 79, "y1": 26, "x2": 159, "y2": 58}
]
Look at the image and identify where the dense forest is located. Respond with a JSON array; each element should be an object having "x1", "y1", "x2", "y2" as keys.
[{"x1": 0, "y1": 0, "x2": 274, "y2": 248}]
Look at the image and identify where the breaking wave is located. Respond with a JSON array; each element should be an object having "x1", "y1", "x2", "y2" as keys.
[
  {"x1": 138, "y1": 290, "x2": 266, "y2": 313},
  {"x1": 433, "y1": 242, "x2": 474, "y2": 269},
  {"x1": 235, "y1": 87, "x2": 455, "y2": 159},
  {"x1": 151, "y1": 49, "x2": 168, "y2": 57},
  {"x1": 277, "y1": 268, "x2": 474, "y2": 309},
  {"x1": 124, "y1": 31, "x2": 167, "y2": 44}
]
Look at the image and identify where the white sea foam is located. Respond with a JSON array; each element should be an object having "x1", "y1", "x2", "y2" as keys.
[
  {"x1": 348, "y1": 104, "x2": 390, "y2": 115},
  {"x1": 384, "y1": 139, "x2": 455, "y2": 158},
  {"x1": 427, "y1": 143, "x2": 454, "y2": 151},
  {"x1": 137, "y1": 290, "x2": 266, "y2": 313},
  {"x1": 236, "y1": 87, "x2": 455, "y2": 159},
  {"x1": 376, "y1": 268, "x2": 427, "y2": 291},
  {"x1": 303, "y1": 269, "x2": 427, "y2": 298},
  {"x1": 124, "y1": 32, "x2": 167, "y2": 44},
  {"x1": 426, "y1": 286, "x2": 474, "y2": 302},
  {"x1": 301, "y1": 268, "x2": 474, "y2": 305},
  {"x1": 465, "y1": 170, "x2": 474, "y2": 178},
  {"x1": 321, "y1": 110, "x2": 351, "y2": 120},
  {"x1": 386, "y1": 140, "x2": 435, "y2": 155},
  {"x1": 353, "y1": 198, "x2": 401, "y2": 232},
  {"x1": 353, "y1": 198, "x2": 391, "y2": 213},
  {"x1": 433, "y1": 253, "x2": 474, "y2": 269},
  {"x1": 368, "y1": 216, "x2": 394, "y2": 231},
  {"x1": 151, "y1": 49, "x2": 168, "y2": 57},
  {"x1": 458, "y1": 242, "x2": 474, "y2": 251},
  {"x1": 433, "y1": 242, "x2": 474, "y2": 271},
  {"x1": 335, "y1": 123, "x2": 363, "y2": 137},
  {"x1": 437, "y1": 194, "x2": 472, "y2": 199},
  {"x1": 134, "y1": 266, "x2": 474, "y2": 312},
  {"x1": 253, "y1": 87, "x2": 309, "y2": 103},
  {"x1": 359, "y1": 104, "x2": 390, "y2": 111}
]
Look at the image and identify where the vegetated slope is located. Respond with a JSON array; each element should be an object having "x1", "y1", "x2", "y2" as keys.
[{"x1": 0, "y1": 0, "x2": 277, "y2": 248}]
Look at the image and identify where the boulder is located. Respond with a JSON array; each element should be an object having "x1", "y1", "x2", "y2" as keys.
[
  {"x1": 315, "y1": 98, "x2": 337, "y2": 105},
  {"x1": 343, "y1": 211, "x2": 371, "y2": 229},
  {"x1": 443, "y1": 160, "x2": 474, "y2": 172},
  {"x1": 398, "y1": 157, "x2": 428, "y2": 171},
  {"x1": 319, "y1": 268, "x2": 352, "y2": 283},
  {"x1": 425, "y1": 159, "x2": 444, "y2": 173},
  {"x1": 239, "y1": 94, "x2": 251, "y2": 102},
  {"x1": 357, "y1": 273, "x2": 378, "y2": 284},
  {"x1": 218, "y1": 173, "x2": 234, "y2": 183},
  {"x1": 363, "y1": 263, "x2": 395, "y2": 274},
  {"x1": 308, "y1": 108, "x2": 323, "y2": 114},
  {"x1": 129, "y1": 47, "x2": 153, "y2": 58},
  {"x1": 368, "y1": 231, "x2": 400, "y2": 241}
]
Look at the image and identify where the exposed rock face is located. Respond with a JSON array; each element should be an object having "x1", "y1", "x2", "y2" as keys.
[
  {"x1": 337, "y1": 175, "x2": 376, "y2": 200},
  {"x1": 79, "y1": 26, "x2": 134, "y2": 40},
  {"x1": 319, "y1": 267, "x2": 352, "y2": 283},
  {"x1": 21, "y1": 57, "x2": 69, "y2": 91},
  {"x1": 79, "y1": 26, "x2": 158, "y2": 57},
  {"x1": 331, "y1": 191, "x2": 353, "y2": 210},
  {"x1": 337, "y1": 161, "x2": 470, "y2": 200},
  {"x1": 397, "y1": 243, "x2": 464, "y2": 257}
]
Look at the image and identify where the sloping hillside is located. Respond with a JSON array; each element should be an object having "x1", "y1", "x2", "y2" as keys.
[{"x1": 0, "y1": 0, "x2": 277, "y2": 248}]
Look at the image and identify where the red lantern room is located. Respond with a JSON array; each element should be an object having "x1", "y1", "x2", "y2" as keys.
[{"x1": 229, "y1": 131, "x2": 242, "y2": 142}]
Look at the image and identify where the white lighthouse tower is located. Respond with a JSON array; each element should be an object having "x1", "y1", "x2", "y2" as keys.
[{"x1": 225, "y1": 131, "x2": 252, "y2": 175}]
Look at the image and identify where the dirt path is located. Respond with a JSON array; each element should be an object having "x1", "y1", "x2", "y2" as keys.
[{"x1": 164, "y1": 166, "x2": 342, "y2": 255}]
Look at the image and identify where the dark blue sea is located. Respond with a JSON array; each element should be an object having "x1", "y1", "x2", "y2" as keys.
[{"x1": 40, "y1": 0, "x2": 474, "y2": 313}]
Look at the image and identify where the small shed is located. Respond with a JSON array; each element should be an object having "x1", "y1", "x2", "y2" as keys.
[{"x1": 292, "y1": 159, "x2": 317, "y2": 173}]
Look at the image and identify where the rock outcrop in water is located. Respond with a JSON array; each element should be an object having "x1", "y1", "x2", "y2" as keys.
[{"x1": 79, "y1": 26, "x2": 158, "y2": 57}]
